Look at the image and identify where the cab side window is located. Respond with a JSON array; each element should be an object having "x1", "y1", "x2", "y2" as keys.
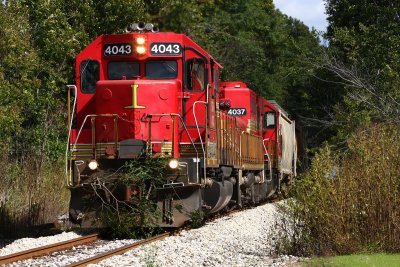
[
  {"x1": 186, "y1": 58, "x2": 206, "y2": 91},
  {"x1": 81, "y1": 60, "x2": 100, "y2": 93},
  {"x1": 264, "y1": 112, "x2": 276, "y2": 129}
]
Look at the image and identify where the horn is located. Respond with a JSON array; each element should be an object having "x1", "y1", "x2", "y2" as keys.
[
  {"x1": 129, "y1": 23, "x2": 138, "y2": 32},
  {"x1": 151, "y1": 26, "x2": 159, "y2": 33},
  {"x1": 144, "y1": 23, "x2": 154, "y2": 31},
  {"x1": 137, "y1": 21, "x2": 145, "y2": 31}
]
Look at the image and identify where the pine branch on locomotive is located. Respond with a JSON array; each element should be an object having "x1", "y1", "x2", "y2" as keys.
[{"x1": 67, "y1": 23, "x2": 298, "y2": 228}]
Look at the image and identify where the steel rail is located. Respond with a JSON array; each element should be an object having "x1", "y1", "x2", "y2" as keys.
[
  {"x1": 67, "y1": 232, "x2": 171, "y2": 267},
  {"x1": 0, "y1": 233, "x2": 100, "y2": 265}
]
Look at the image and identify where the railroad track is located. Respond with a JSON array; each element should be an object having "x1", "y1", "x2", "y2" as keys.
[
  {"x1": 67, "y1": 232, "x2": 171, "y2": 267},
  {"x1": 0, "y1": 209, "x2": 245, "y2": 266},
  {"x1": 0, "y1": 232, "x2": 170, "y2": 266},
  {"x1": 0, "y1": 233, "x2": 100, "y2": 265},
  {"x1": 65, "y1": 211, "x2": 239, "y2": 266}
]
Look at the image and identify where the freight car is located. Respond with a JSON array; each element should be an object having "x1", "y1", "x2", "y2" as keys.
[{"x1": 66, "y1": 23, "x2": 297, "y2": 227}]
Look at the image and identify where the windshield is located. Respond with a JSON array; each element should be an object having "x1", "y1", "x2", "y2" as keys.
[
  {"x1": 146, "y1": 61, "x2": 178, "y2": 79},
  {"x1": 81, "y1": 60, "x2": 99, "y2": 93},
  {"x1": 108, "y1": 61, "x2": 139, "y2": 80}
]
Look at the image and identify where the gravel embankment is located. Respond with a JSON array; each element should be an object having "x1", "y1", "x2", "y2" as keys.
[
  {"x1": 94, "y1": 201, "x2": 300, "y2": 267},
  {"x1": 0, "y1": 201, "x2": 300, "y2": 266}
]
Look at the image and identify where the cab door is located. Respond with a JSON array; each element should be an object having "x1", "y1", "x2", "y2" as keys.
[{"x1": 180, "y1": 49, "x2": 208, "y2": 148}]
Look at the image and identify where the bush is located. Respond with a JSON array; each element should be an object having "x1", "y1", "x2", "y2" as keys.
[
  {"x1": 101, "y1": 158, "x2": 167, "y2": 239},
  {"x1": 0, "y1": 150, "x2": 69, "y2": 238},
  {"x1": 278, "y1": 124, "x2": 400, "y2": 256}
]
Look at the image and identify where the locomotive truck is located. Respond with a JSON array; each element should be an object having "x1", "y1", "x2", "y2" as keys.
[{"x1": 67, "y1": 23, "x2": 297, "y2": 227}]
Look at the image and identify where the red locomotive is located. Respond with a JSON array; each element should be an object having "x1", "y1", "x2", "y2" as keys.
[{"x1": 67, "y1": 23, "x2": 297, "y2": 227}]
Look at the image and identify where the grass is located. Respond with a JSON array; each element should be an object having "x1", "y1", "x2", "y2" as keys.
[
  {"x1": 0, "y1": 156, "x2": 69, "y2": 238},
  {"x1": 305, "y1": 253, "x2": 400, "y2": 267}
]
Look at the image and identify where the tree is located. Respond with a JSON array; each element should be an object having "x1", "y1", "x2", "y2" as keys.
[
  {"x1": 0, "y1": 2, "x2": 40, "y2": 150},
  {"x1": 325, "y1": 0, "x2": 400, "y2": 127}
]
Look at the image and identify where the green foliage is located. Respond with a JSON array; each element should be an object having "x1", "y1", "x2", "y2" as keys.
[
  {"x1": 102, "y1": 158, "x2": 167, "y2": 239},
  {"x1": 189, "y1": 209, "x2": 204, "y2": 228},
  {"x1": 119, "y1": 158, "x2": 168, "y2": 188},
  {"x1": 278, "y1": 124, "x2": 400, "y2": 256},
  {"x1": 0, "y1": 152, "x2": 69, "y2": 238},
  {"x1": 101, "y1": 199, "x2": 162, "y2": 239},
  {"x1": 143, "y1": 246, "x2": 159, "y2": 267},
  {"x1": 325, "y1": 1, "x2": 400, "y2": 130},
  {"x1": 0, "y1": 2, "x2": 40, "y2": 143},
  {"x1": 307, "y1": 253, "x2": 400, "y2": 267}
]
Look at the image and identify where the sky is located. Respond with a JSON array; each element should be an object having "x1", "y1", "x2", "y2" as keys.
[{"x1": 274, "y1": 0, "x2": 328, "y2": 32}]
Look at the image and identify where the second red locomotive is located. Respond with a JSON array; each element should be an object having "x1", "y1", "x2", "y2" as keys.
[{"x1": 67, "y1": 23, "x2": 297, "y2": 227}]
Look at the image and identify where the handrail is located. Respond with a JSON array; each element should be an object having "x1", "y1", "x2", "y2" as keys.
[
  {"x1": 262, "y1": 138, "x2": 273, "y2": 181},
  {"x1": 192, "y1": 84, "x2": 210, "y2": 185},
  {"x1": 68, "y1": 114, "x2": 119, "y2": 186},
  {"x1": 146, "y1": 113, "x2": 200, "y2": 183},
  {"x1": 293, "y1": 121, "x2": 297, "y2": 177},
  {"x1": 239, "y1": 131, "x2": 245, "y2": 167},
  {"x1": 68, "y1": 112, "x2": 202, "y2": 184},
  {"x1": 66, "y1": 85, "x2": 77, "y2": 186}
]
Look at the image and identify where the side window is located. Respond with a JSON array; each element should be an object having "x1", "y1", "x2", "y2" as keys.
[
  {"x1": 264, "y1": 112, "x2": 276, "y2": 129},
  {"x1": 186, "y1": 58, "x2": 206, "y2": 91},
  {"x1": 80, "y1": 60, "x2": 100, "y2": 93}
]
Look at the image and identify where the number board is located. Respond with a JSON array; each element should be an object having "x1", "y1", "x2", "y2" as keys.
[
  {"x1": 150, "y1": 42, "x2": 182, "y2": 56},
  {"x1": 104, "y1": 43, "x2": 132, "y2": 56},
  {"x1": 227, "y1": 108, "x2": 247, "y2": 116}
]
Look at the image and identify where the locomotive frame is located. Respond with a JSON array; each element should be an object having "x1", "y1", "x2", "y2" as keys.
[{"x1": 66, "y1": 23, "x2": 297, "y2": 228}]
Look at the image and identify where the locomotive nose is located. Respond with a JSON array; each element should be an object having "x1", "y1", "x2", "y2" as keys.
[
  {"x1": 95, "y1": 80, "x2": 181, "y2": 147},
  {"x1": 97, "y1": 80, "x2": 180, "y2": 111}
]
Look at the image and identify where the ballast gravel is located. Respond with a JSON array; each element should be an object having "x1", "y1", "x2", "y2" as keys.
[
  {"x1": 0, "y1": 232, "x2": 81, "y2": 256},
  {"x1": 5, "y1": 239, "x2": 139, "y2": 267},
  {"x1": 1, "y1": 201, "x2": 300, "y2": 266},
  {"x1": 93, "y1": 201, "x2": 300, "y2": 267}
]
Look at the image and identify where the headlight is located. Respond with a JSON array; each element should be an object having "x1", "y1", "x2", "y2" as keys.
[
  {"x1": 88, "y1": 160, "x2": 98, "y2": 170},
  {"x1": 168, "y1": 159, "x2": 179, "y2": 169},
  {"x1": 136, "y1": 46, "x2": 146, "y2": 54},
  {"x1": 136, "y1": 36, "x2": 145, "y2": 45}
]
